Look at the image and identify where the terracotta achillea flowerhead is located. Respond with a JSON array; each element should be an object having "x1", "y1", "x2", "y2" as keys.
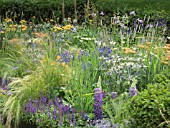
[
  {"x1": 166, "y1": 56, "x2": 170, "y2": 61},
  {"x1": 51, "y1": 61, "x2": 55, "y2": 65},
  {"x1": 42, "y1": 59, "x2": 46, "y2": 63}
]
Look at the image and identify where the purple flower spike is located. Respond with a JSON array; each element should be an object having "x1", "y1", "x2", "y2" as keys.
[
  {"x1": 129, "y1": 87, "x2": 138, "y2": 97},
  {"x1": 48, "y1": 110, "x2": 51, "y2": 119},
  {"x1": 94, "y1": 88, "x2": 103, "y2": 120},
  {"x1": 48, "y1": 99, "x2": 53, "y2": 107},
  {"x1": 53, "y1": 107, "x2": 57, "y2": 120},
  {"x1": 111, "y1": 92, "x2": 117, "y2": 99},
  {"x1": 55, "y1": 96, "x2": 59, "y2": 106},
  {"x1": 72, "y1": 107, "x2": 75, "y2": 120},
  {"x1": 68, "y1": 113, "x2": 72, "y2": 126}
]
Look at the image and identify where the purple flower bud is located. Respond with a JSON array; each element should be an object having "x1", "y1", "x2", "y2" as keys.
[
  {"x1": 14, "y1": 66, "x2": 18, "y2": 70},
  {"x1": 130, "y1": 11, "x2": 135, "y2": 16},
  {"x1": 129, "y1": 87, "x2": 138, "y2": 96},
  {"x1": 100, "y1": 11, "x2": 104, "y2": 16},
  {"x1": 7, "y1": 91, "x2": 12, "y2": 96},
  {"x1": 111, "y1": 92, "x2": 117, "y2": 99},
  {"x1": 48, "y1": 109, "x2": 51, "y2": 119},
  {"x1": 107, "y1": 48, "x2": 112, "y2": 54},
  {"x1": 94, "y1": 88, "x2": 103, "y2": 120},
  {"x1": 137, "y1": 19, "x2": 143, "y2": 24},
  {"x1": 102, "y1": 92, "x2": 106, "y2": 98}
]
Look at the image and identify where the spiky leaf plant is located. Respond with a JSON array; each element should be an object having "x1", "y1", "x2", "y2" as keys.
[{"x1": 2, "y1": 60, "x2": 72, "y2": 128}]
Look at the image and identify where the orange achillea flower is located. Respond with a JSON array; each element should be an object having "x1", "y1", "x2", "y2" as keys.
[
  {"x1": 42, "y1": 59, "x2": 46, "y2": 63},
  {"x1": 166, "y1": 56, "x2": 170, "y2": 61},
  {"x1": 22, "y1": 27, "x2": 27, "y2": 31},
  {"x1": 51, "y1": 61, "x2": 55, "y2": 65},
  {"x1": 56, "y1": 55, "x2": 61, "y2": 61}
]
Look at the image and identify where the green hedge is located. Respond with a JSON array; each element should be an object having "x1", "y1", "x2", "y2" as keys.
[{"x1": 0, "y1": 0, "x2": 169, "y2": 22}]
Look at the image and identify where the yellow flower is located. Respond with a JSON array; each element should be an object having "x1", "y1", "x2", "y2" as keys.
[
  {"x1": 22, "y1": 27, "x2": 27, "y2": 31},
  {"x1": 32, "y1": 16, "x2": 36, "y2": 19},
  {"x1": 56, "y1": 55, "x2": 61, "y2": 61},
  {"x1": 61, "y1": 62, "x2": 68, "y2": 67},
  {"x1": 89, "y1": 20, "x2": 93, "y2": 23},
  {"x1": 50, "y1": 19, "x2": 54, "y2": 22},
  {"x1": 20, "y1": 20, "x2": 26, "y2": 24}
]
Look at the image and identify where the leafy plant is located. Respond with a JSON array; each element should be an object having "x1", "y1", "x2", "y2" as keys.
[{"x1": 130, "y1": 78, "x2": 170, "y2": 128}]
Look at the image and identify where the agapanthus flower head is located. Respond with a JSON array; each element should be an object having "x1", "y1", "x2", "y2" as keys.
[{"x1": 129, "y1": 86, "x2": 137, "y2": 96}]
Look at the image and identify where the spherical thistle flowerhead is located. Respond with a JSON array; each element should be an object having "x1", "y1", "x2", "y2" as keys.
[
  {"x1": 129, "y1": 86, "x2": 138, "y2": 97},
  {"x1": 94, "y1": 88, "x2": 103, "y2": 120}
]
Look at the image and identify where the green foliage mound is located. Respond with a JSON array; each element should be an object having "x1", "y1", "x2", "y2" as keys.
[{"x1": 130, "y1": 73, "x2": 170, "y2": 128}]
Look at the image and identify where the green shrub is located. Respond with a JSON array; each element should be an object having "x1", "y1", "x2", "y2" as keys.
[{"x1": 130, "y1": 80, "x2": 170, "y2": 128}]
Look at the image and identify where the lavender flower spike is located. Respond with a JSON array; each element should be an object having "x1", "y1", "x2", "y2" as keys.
[{"x1": 94, "y1": 88, "x2": 103, "y2": 120}]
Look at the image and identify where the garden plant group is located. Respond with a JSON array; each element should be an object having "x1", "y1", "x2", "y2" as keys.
[{"x1": 0, "y1": 0, "x2": 170, "y2": 128}]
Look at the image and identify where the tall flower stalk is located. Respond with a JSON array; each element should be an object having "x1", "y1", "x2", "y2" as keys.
[{"x1": 94, "y1": 87, "x2": 103, "y2": 120}]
